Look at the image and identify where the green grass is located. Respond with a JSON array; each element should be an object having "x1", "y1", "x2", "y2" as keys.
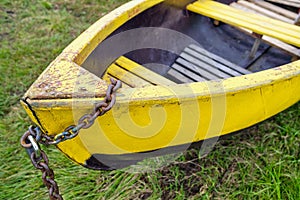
[{"x1": 0, "y1": 0, "x2": 299, "y2": 199}]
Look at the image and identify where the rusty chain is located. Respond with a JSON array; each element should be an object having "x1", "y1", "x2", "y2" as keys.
[{"x1": 20, "y1": 78, "x2": 122, "y2": 199}]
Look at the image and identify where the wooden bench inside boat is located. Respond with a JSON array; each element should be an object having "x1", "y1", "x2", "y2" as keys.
[
  {"x1": 231, "y1": 0, "x2": 298, "y2": 24},
  {"x1": 229, "y1": 0, "x2": 300, "y2": 59},
  {"x1": 167, "y1": 44, "x2": 251, "y2": 83},
  {"x1": 102, "y1": 56, "x2": 175, "y2": 88},
  {"x1": 187, "y1": 0, "x2": 300, "y2": 57}
]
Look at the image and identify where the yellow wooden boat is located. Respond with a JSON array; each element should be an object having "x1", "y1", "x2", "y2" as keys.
[{"x1": 21, "y1": 0, "x2": 300, "y2": 169}]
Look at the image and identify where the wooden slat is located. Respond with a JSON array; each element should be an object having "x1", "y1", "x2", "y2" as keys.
[
  {"x1": 187, "y1": 0, "x2": 300, "y2": 47},
  {"x1": 176, "y1": 57, "x2": 219, "y2": 80},
  {"x1": 229, "y1": 3, "x2": 300, "y2": 58},
  {"x1": 250, "y1": 0, "x2": 297, "y2": 19},
  {"x1": 169, "y1": 43, "x2": 252, "y2": 83},
  {"x1": 102, "y1": 56, "x2": 176, "y2": 88},
  {"x1": 116, "y1": 56, "x2": 175, "y2": 85},
  {"x1": 189, "y1": 44, "x2": 251, "y2": 74},
  {"x1": 229, "y1": 2, "x2": 262, "y2": 16},
  {"x1": 241, "y1": 28, "x2": 300, "y2": 58},
  {"x1": 106, "y1": 64, "x2": 151, "y2": 88},
  {"x1": 230, "y1": 2, "x2": 263, "y2": 15},
  {"x1": 172, "y1": 63, "x2": 207, "y2": 81},
  {"x1": 167, "y1": 68, "x2": 195, "y2": 83},
  {"x1": 184, "y1": 47, "x2": 242, "y2": 76},
  {"x1": 237, "y1": 0, "x2": 293, "y2": 24},
  {"x1": 180, "y1": 52, "x2": 231, "y2": 79},
  {"x1": 267, "y1": 0, "x2": 300, "y2": 8},
  {"x1": 192, "y1": 1, "x2": 300, "y2": 34}
]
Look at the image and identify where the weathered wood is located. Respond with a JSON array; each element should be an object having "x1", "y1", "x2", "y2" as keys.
[
  {"x1": 230, "y1": 2, "x2": 300, "y2": 58},
  {"x1": 249, "y1": 37, "x2": 262, "y2": 58},
  {"x1": 266, "y1": 0, "x2": 300, "y2": 8},
  {"x1": 185, "y1": 47, "x2": 242, "y2": 76},
  {"x1": 250, "y1": 0, "x2": 297, "y2": 19},
  {"x1": 183, "y1": 49, "x2": 232, "y2": 76},
  {"x1": 172, "y1": 63, "x2": 207, "y2": 81},
  {"x1": 176, "y1": 57, "x2": 221, "y2": 80},
  {"x1": 168, "y1": 44, "x2": 252, "y2": 83},
  {"x1": 238, "y1": 0, "x2": 294, "y2": 24},
  {"x1": 189, "y1": 44, "x2": 251, "y2": 74},
  {"x1": 180, "y1": 52, "x2": 231, "y2": 79},
  {"x1": 231, "y1": 2, "x2": 260, "y2": 14},
  {"x1": 254, "y1": 31, "x2": 300, "y2": 58},
  {"x1": 167, "y1": 68, "x2": 195, "y2": 83},
  {"x1": 187, "y1": 0, "x2": 300, "y2": 47},
  {"x1": 236, "y1": 27, "x2": 300, "y2": 58}
]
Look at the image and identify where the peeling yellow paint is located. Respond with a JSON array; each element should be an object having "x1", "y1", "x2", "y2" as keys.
[{"x1": 25, "y1": 60, "x2": 108, "y2": 100}]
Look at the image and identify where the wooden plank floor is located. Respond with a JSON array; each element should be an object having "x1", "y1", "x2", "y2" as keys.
[
  {"x1": 230, "y1": 0, "x2": 300, "y2": 58},
  {"x1": 167, "y1": 44, "x2": 251, "y2": 83},
  {"x1": 187, "y1": 0, "x2": 300, "y2": 47}
]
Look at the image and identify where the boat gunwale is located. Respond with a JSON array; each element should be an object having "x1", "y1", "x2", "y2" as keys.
[{"x1": 24, "y1": 60, "x2": 300, "y2": 108}]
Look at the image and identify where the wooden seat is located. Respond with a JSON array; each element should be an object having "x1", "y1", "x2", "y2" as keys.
[
  {"x1": 102, "y1": 56, "x2": 175, "y2": 88},
  {"x1": 230, "y1": 0, "x2": 300, "y2": 59},
  {"x1": 167, "y1": 44, "x2": 251, "y2": 83},
  {"x1": 231, "y1": 0, "x2": 298, "y2": 23},
  {"x1": 187, "y1": 0, "x2": 300, "y2": 47}
]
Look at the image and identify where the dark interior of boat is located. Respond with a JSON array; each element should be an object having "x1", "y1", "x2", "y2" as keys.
[{"x1": 82, "y1": 0, "x2": 294, "y2": 85}]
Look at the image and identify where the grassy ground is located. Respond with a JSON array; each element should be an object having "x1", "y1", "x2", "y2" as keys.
[{"x1": 0, "y1": 0, "x2": 299, "y2": 199}]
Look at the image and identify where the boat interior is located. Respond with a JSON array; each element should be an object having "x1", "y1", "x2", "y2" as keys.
[{"x1": 81, "y1": 0, "x2": 300, "y2": 87}]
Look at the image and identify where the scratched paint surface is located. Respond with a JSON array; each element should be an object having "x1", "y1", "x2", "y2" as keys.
[{"x1": 25, "y1": 60, "x2": 108, "y2": 100}]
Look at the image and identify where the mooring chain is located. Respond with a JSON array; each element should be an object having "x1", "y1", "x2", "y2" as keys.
[
  {"x1": 40, "y1": 78, "x2": 121, "y2": 146},
  {"x1": 32, "y1": 150, "x2": 62, "y2": 200},
  {"x1": 20, "y1": 78, "x2": 122, "y2": 199},
  {"x1": 20, "y1": 129, "x2": 63, "y2": 200}
]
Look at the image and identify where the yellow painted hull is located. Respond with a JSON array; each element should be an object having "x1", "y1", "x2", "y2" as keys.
[{"x1": 21, "y1": 0, "x2": 300, "y2": 169}]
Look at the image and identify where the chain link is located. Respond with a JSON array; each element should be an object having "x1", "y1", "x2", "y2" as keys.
[
  {"x1": 44, "y1": 78, "x2": 121, "y2": 146},
  {"x1": 20, "y1": 132, "x2": 63, "y2": 200},
  {"x1": 31, "y1": 150, "x2": 63, "y2": 200},
  {"x1": 20, "y1": 78, "x2": 122, "y2": 199}
]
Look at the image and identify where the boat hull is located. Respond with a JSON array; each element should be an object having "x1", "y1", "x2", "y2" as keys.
[{"x1": 21, "y1": 0, "x2": 300, "y2": 169}]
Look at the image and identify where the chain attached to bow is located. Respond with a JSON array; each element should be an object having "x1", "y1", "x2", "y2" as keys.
[{"x1": 20, "y1": 79, "x2": 122, "y2": 199}]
